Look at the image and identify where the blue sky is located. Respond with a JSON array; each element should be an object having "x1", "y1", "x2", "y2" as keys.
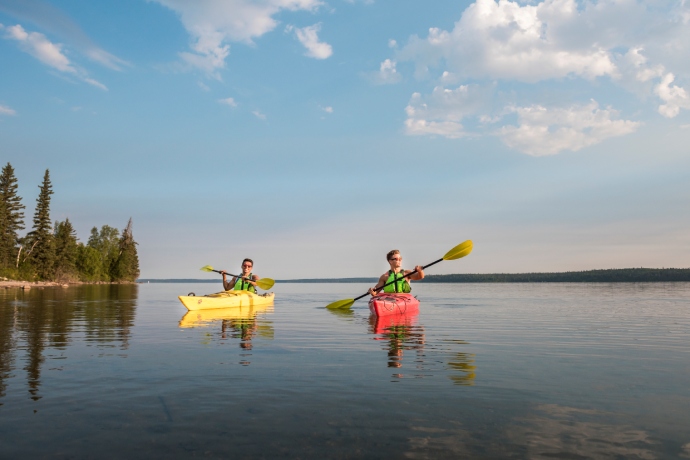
[{"x1": 1, "y1": 0, "x2": 689, "y2": 279}]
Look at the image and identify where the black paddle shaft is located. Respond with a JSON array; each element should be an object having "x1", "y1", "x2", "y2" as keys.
[
  {"x1": 213, "y1": 269, "x2": 253, "y2": 282},
  {"x1": 353, "y1": 257, "x2": 444, "y2": 302}
]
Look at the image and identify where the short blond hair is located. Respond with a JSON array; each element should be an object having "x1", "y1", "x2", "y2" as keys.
[{"x1": 386, "y1": 250, "x2": 400, "y2": 261}]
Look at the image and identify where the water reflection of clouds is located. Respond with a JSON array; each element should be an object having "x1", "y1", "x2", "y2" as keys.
[
  {"x1": 682, "y1": 443, "x2": 690, "y2": 458},
  {"x1": 404, "y1": 404, "x2": 661, "y2": 459},
  {"x1": 507, "y1": 404, "x2": 659, "y2": 459}
]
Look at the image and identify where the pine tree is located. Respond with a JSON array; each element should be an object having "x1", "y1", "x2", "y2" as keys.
[
  {"x1": 54, "y1": 218, "x2": 79, "y2": 281},
  {"x1": 25, "y1": 170, "x2": 55, "y2": 280},
  {"x1": 0, "y1": 163, "x2": 25, "y2": 270},
  {"x1": 111, "y1": 218, "x2": 140, "y2": 282}
]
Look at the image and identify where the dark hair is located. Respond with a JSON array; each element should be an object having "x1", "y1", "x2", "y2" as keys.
[
  {"x1": 242, "y1": 258, "x2": 254, "y2": 267},
  {"x1": 386, "y1": 250, "x2": 400, "y2": 261}
]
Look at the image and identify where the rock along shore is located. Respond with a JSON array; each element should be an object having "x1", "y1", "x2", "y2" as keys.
[{"x1": 0, "y1": 280, "x2": 137, "y2": 289}]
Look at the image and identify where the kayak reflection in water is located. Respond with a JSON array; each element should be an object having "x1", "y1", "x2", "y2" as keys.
[
  {"x1": 222, "y1": 318, "x2": 258, "y2": 350},
  {"x1": 221, "y1": 258, "x2": 258, "y2": 292},
  {"x1": 368, "y1": 250, "x2": 425, "y2": 296},
  {"x1": 370, "y1": 314, "x2": 425, "y2": 370}
]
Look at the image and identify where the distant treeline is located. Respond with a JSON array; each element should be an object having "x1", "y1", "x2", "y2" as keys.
[
  {"x1": 278, "y1": 278, "x2": 379, "y2": 283},
  {"x1": 140, "y1": 269, "x2": 690, "y2": 284},
  {"x1": 419, "y1": 268, "x2": 690, "y2": 283},
  {"x1": 0, "y1": 163, "x2": 139, "y2": 283},
  {"x1": 139, "y1": 279, "x2": 219, "y2": 283}
]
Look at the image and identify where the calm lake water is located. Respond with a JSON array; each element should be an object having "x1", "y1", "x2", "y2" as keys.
[{"x1": 1, "y1": 282, "x2": 689, "y2": 459}]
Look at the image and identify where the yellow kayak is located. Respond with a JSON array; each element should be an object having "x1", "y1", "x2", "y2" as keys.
[
  {"x1": 178, "y1": 304, "x2": 274, "y2": 328},
  {"x1": 178, "y1": 290, "x2": 275, "y2": 311}
]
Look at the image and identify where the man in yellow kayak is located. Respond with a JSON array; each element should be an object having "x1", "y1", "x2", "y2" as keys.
[
  {"x1": 368, "y1": 250, "x2": 425, "y2": 295},
  {"x1": 221, "y1": 258, "x2": 259, "y2": 292}
]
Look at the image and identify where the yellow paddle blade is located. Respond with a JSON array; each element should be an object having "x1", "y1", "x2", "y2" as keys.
[
  {"x1": 326, "y1": 298, "x2": 356, "y2": 310},
  {"x1": 256, "y1": 278, "x2": 275, "y2": 290},
  {"x1": 443, "y1": 240, "x2": 473, "y2": 261},
  {"x1": 200, "y1": 265, "x2": 215, "y2": 272}
]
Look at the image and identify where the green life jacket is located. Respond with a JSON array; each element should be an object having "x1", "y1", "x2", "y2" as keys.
[
  {"x1": 233, "y1": 273, "x2": 256, "y2": 293},
  {"x1": 383, "y1": 270, "x2": 411, "y2": 293}
]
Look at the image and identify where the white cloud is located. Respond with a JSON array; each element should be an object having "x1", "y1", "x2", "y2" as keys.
[
  {"x1": 0, "y1": 2, "x2": 128, "y2": 70},
  {"x1": 404, "y1": 84, "x2": 493, "y2": 138},
  {"x1": 654, "y1": 73, "x2": 690, "y2": 118},
  {"x1": 388, "y1": 0, "x2": 690, "y2": 153},
  {"x1": 321, "y1": 105, "x2": 333, "y2": 113},
  {"x1": 372, "y1": 58, "x2": 401, "y2": 85},
  {"x1": 498, "y1": 101, "x2": 640, "y2": 156},
  {"x1": 2, "y1": 24, "x2": 107, "y2": 90},
  {"x1": 405, "y1": 118, "x2": 466, "y2": 139},
  {"x1": 152, "y1": 0, "x2": 322, "y2": 76},
  {"x1": 292, "y1": 23, "x2": 332, "y2": 59},
  {"x1": 0, "y1": 104, "x2": 17, "y2": 116},
  {"x1": 5, "y1": 24, "x2": 75, "y2": 73},
  {"x1": 397, "y1": 0, "x2": 618, "y2": 83},
  {"x1": 252, "y1": 110, "x2": 267, "y2": 120},
  {"x1": 218, "y1": 97, "x2": 238, "y2": 107},
  {"x1": 83, "y1": 78, "x2": 108, "y2": 91},
  {"x1": 388, "y1": 39, "x2": 397, "y2": 48}
]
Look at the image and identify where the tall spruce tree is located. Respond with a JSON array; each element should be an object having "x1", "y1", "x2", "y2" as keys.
[
  {"x1": 111, "y1": 218, "x2": 140, "y2": 282},
  {"x1": 25, "y1": 170, "x2": 55, "y2": 280},
  {"x1": 54, "y1": 218, "x2": 79, "y2": 280},
  {"x1": 0, "y1": 163, "x2": 25, "y2": 270}
]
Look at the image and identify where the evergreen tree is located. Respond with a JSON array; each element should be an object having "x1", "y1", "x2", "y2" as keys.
[
  {"x1": 111, "y1": 218, "x2": 140, "y2": 282},
  {"x1": 76, "y1": 243, "x2": 102, "y2": 281},
  {"x1": 54, "y1": 218, "x2": 79, "y2": 280},
  {"x1": 25, "y1": 170, "x2": 55, "y2": 280},
  {"x1": 86, "y1": 225, "x2": 120, "y2": 281},
  {"x1": 0, "y1": 163, "x2": 25, "y2": 270}
]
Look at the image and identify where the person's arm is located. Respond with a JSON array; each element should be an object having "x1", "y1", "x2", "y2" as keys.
[
  {"x1": 406, "y1": 265, "x2": 425, "y2": 281},
  {"x1": 249, "y1": 274, "x2": 259, "y2": 289},
  {"x1": 223, "y1": 271, "x2": 238, "y2": 291},
  {"x1": 368, "y1": 274, "x2": 388, "y2": 295}
]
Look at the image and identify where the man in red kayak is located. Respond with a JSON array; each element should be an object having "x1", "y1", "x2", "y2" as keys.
[
  {"x1": 368, "y1": 250, "x2": 425, "y2": 296},
  {"x1": 221, "y1": 258, "x2": 259, "y2": 292}
]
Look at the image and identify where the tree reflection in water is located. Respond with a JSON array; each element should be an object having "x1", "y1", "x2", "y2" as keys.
[{"x1": 0, "y1": 284, "x2": 138, "y2": 403}]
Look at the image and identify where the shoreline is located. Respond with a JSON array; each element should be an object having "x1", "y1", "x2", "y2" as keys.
[{"x1": 0, "y1": 280, "x2": 137, "y2": 289}]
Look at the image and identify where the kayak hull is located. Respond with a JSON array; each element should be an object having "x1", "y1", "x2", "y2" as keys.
[
  {"x1": 178, "y1": 291, "x2": 275, "y2": 311},
  {"x1": 368, "y1": 293, "x2": 419, "y2": 317}
]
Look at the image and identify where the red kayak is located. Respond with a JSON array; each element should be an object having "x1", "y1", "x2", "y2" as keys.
[{"x1": 368, "y1": 293, "x2": 420, "y2": 317}]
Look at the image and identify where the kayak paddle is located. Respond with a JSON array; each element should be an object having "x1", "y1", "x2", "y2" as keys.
[
  {"x1": 325, "y1": 240, "x2": 473, "y2": 310},
  {"x1": 200, "y1": 265, "x2": 276, "y2": 290}
]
